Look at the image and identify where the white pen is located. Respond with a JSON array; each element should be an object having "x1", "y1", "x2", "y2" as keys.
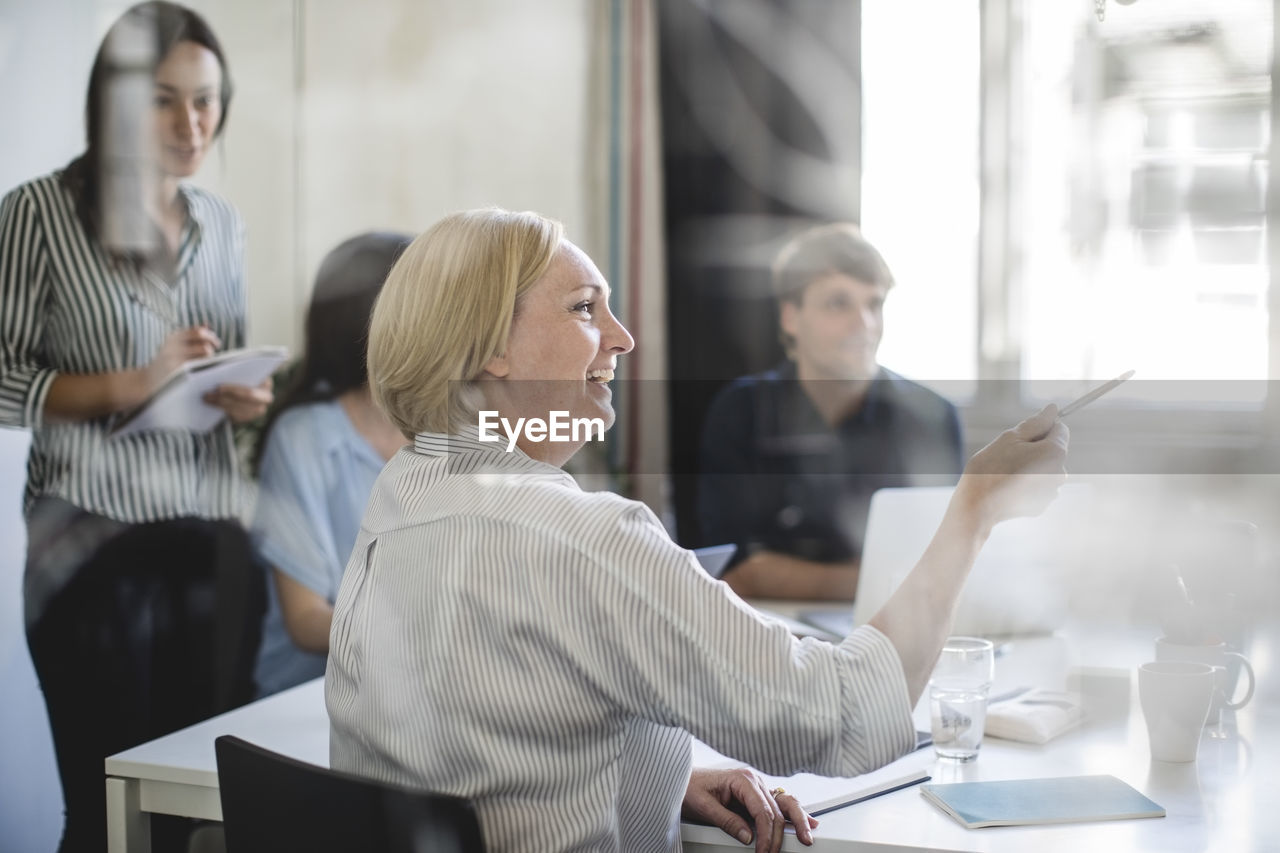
[{"x1": 1058, "y1": 369, "x2": 1135, "y2": 418}]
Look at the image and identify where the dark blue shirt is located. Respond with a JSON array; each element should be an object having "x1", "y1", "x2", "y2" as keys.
[{"x1": 697, "y1": 362, "x2": 963, "y2": 571}]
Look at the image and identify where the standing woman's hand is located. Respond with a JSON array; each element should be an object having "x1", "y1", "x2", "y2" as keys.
[
  {"x1": 682, "y1": 767, "x2": 818, "y2": 851},
  {"x1": 42, "y1": 325, "x2": 223, "y2": 422},
  {"x1": 145, "y1": 326, "x2": 273, "y2": 423},
  {"x1": 203, "y1": 378, "x2": 273, "y2": 424},
  {"x1": 140, "y1": 325, "x2": 222, "y2": 396}
]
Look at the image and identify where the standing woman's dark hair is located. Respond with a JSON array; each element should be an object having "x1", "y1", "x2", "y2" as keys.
[
  {"x1": 253, "y1": 232, "x2": 411, "y2": 472},
  {"x1": 62, "y1": 1, "x2": 233, "y2": 258},
  {"x1": 0, "y1": 4, "x2": 273, "y2": 851}
]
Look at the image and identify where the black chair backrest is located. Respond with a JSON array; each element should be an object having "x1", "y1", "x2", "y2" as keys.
[{"x1": 214, "y1": 735, "x2": 484, "y2": 853}]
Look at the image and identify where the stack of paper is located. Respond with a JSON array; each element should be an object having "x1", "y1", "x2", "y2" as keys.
[{"x1": 985, "y1": 688, "x2": 1084, "y2": 744}]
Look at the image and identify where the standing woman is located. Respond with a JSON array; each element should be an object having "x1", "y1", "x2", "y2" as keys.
[{"x1": 0, "y1": 3, "x2": 269, "y2": 850}]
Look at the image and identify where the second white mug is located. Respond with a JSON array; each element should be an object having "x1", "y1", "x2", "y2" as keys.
[{"x1": 1155, "y1": 637, "x2": 1255, "y2": 725}]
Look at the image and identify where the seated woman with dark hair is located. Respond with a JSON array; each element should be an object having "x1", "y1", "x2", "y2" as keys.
[
  {"x1": 251, "y1": 232, "x2": 410, "y2": 697},
  {"x1": 327, "y1": 209, "x2": 1068, "y2": 852}
]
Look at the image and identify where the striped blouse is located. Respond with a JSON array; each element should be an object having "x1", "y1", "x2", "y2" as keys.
[
  {"x1": 0, "y1": 171, "x2": 247, "y2": 523},
  {"x1": 326, "y1": 428, "x2": 916, "y2": 852}
]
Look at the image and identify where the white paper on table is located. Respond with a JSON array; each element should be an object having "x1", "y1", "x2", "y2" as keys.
[
  {"x1": 110, "y1": 345, "x2": 288, "y2": 437},
  {"x1": 984, "y1": 688, "x2": 1084, "y2": 744}
]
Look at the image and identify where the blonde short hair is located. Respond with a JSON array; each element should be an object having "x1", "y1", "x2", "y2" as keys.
[
  {"x1": 771, "y1": 222, "x2": 894, "y2": 304},
  {"x1": 771, "y1": 222, "x2": 894, "y2": 354},
  {"x1": 367, "y1": 208, "x2": 564, "y2": 436}
]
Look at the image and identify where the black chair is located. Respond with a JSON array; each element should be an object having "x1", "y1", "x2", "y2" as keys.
[{"x1": 214, "y1": 735, "x2": 484, "y2": 853}]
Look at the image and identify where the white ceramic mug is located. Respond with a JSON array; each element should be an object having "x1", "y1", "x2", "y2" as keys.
[
  {"x1": 1155, "y1": 637, "x2": 1255, "y2": 725},
  {"x1": 1139, "y1": 661, "x2": 1219, "y2": 762}
]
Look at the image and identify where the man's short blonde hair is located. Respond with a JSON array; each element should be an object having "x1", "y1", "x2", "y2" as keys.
[
  {"x1": 771, "y1": 222, "x2": 894, "y2": 354},
  {"x1": 367, "y1": 208, "x2": 564, "y2": 436},
  {"x1": 771, "y1": 222, "x2": 894, "y2": 304}
]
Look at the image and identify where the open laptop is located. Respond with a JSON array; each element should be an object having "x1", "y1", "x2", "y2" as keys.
[
  {"x1": 693, "y1": 544, "x2": 737, "y2": 580},
  {"x1": 695, "y1": 544, "x2": 849, "y2": 640},
  {"x1": 802, "y1": 484, "x2": 1093, "y2": 639}
]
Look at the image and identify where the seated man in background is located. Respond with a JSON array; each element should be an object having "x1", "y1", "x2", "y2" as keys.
[
  {"x1": 698, "y1": 223, "x2": 963, "y2": 600},
  {"x1": 251, "y1": 232, "x2": 410, "y2": 696}
]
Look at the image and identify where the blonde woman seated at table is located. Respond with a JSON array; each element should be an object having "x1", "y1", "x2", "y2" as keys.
[
  {"x1": 251, "y1": 232, "x2": 410, "y2": 696},
  {"x1": 325, "y1": 209, "x2": 1069, "y2": 853}
]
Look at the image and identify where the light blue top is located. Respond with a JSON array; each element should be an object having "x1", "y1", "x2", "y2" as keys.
[{"x1": 252, "y1": 400, "x2": 385, "y2": 696}]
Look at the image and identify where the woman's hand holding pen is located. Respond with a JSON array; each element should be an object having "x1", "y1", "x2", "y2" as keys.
[
  {"x1": 870, "y1": 405, "x2": 1070, "y2": 702},
  {"x1": 142, "y1": 326, "x2": 274, "y2": 423},
  {"x1": 952, "y1": 404, "x2": 1070, "y2": 536},
  {"x1": 134, "y1": 325, "x2": 221, "y2": 403},
  {"x1": 43, "y1": 325, "x2": 226, "y2": 422},
  {"x1": 155, "y1": 324, "x2": 221, "y2": 370},
  {"x1": 682, "y1": 767, "x2": 817, "y2": 851},
  {"x1": 140, "y1": 326, "x2": 273, "y2": 423}
]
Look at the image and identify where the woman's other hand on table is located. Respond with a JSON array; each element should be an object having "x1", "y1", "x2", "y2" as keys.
[{"x1": 682, "y1": 766, "x2": 817, "y2": 851}]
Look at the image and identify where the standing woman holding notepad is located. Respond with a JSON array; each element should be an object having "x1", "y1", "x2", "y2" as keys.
[{"x1": 0, "y1": 4, "x2": 269, "y2": 850}]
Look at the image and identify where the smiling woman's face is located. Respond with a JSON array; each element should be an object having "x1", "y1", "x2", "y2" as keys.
[
  {"x1": 149, "y1": 40, "x2": 223, "y2": 179},
  {"x1": 481, "y1": 241, "x2": 635, "y2": 461}
]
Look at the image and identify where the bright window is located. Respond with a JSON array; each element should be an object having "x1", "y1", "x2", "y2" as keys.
[
  {"x1": 861, "y1": 2, "x2": 979, "y2": 387},
  {"x1": 1018, "y1": 0, "x2": 1272, "y2": 406},
  {"x1": 862, "y1": 0, "x2": 1273, "y2": 411}
]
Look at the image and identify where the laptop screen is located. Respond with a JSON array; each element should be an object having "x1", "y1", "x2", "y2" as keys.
[
  {"x1": 693, "y1": 544, "x2": 737, "y2": 580},
  {"x1": 849, "y1": 485, "x2": 1092, "y2": 637}
]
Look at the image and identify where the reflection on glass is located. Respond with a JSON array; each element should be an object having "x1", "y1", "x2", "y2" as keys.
[{"x1": 1019, "y1": 0, "x2": 1272, "y2": 396}]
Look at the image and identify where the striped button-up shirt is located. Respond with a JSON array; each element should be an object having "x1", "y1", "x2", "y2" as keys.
[
  {"x1": 326, "y1": 429, "x2": 916, "y2": 852},
  {"x1": 0, "y1": 172, "x2": 247, "y2": 522}
]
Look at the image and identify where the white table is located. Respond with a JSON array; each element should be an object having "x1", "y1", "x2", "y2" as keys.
[
  {"x1": 683, "y1": 631, "x2": 1274, "y2": 852},
  {"x1": 105, "y1": 617, "x2": 1277, "y2": 853},
  {"x1": 104, "y1": 678, "x2": 327, "y2": 853}
]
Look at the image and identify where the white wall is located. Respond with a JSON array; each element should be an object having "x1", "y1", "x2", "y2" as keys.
[
  {"x1": 0, "y1": 1, "x2": 596, "y2": 846},
  {"x1": 297, "y1": 0, "x2": 595, "y2": 283},
  {"x1": 0, "y1": 3, "x2": 105, "y2": 845},
  {"x1": 193, "y1": 0, "x2": 596, "y2": 356},
  {"x1": 0, "y1": 430, "x2": 58, "y2": 853}
]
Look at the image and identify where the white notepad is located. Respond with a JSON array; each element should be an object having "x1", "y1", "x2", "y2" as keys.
[
  {"x1": 111, "y1": 345, "x2": 288, "y2": 436},
  {"x1": 921, "y1": 775, "x2": 1164, "y2": 829},
  {"x1": 691, "y1": 740, "x2": 931, "y2": 818}
]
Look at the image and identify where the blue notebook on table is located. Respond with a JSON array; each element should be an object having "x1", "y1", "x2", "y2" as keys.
[{"x1": 921, "y1": 775, "x2": 1165, "y2": 829}]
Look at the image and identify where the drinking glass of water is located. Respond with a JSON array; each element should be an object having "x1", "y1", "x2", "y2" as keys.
[{"x1": 929, "y1": 636, "x2": 995, "y2": 762}]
